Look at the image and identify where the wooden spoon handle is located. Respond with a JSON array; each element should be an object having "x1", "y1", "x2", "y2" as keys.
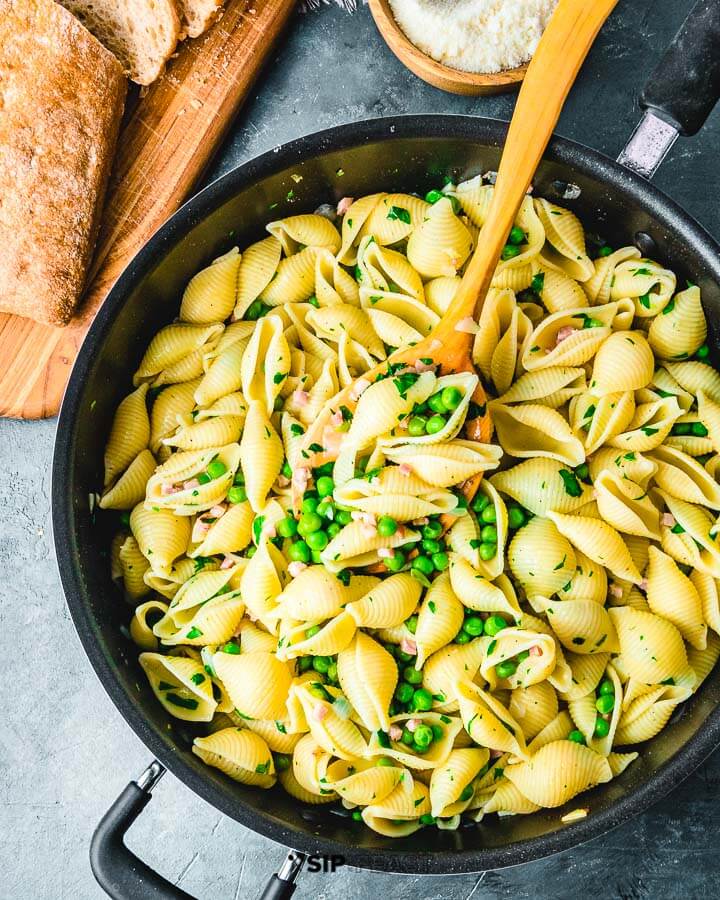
[{"x1": 437, "y1": 0, "x2": 619, "y2": 333}]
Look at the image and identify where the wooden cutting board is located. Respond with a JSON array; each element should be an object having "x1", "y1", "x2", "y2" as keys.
[{"x1": 0, "y1": 0, "x2": 295, "y2": 420}]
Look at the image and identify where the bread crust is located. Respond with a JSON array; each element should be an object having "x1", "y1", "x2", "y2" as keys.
[
  {"x1": 0, "y1": 0, "x2": 126, "y2": 326},
  {"x1": 178, "y1": 0, "x2": 224, "y2": 38}
]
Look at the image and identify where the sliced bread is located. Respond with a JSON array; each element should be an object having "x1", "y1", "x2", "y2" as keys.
[
  {"x1": 0, "y1": 0, "x2": 126, "y2": 325},
  {"x1": 58, "y1": 0, "x2": 181, "y2": 85},
  {"x1": 178, "y1": 0, "x2": 224, "y2": 38}
]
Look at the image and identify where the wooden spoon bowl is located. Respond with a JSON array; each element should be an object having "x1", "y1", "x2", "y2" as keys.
[{"x1": 368, "y1": 0, "x2": 527, "y2": 96}]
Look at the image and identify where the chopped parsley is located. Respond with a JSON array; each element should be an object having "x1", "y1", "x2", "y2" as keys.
[{"x1": 387, "y1": 205, "x2": 411, "y2": 224}]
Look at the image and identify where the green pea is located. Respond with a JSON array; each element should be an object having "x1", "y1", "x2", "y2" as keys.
[
  {"x1": 396, "y1": 649, "x2": 414, "y2": 663},
  {"x1": 479, "y1": 542, "x2": 497, "y2": 561},
  {"x1": 298, "y1": 656, "x2": 313, "y2": 672},
  {"x1": 411, "y1": 688, "x2": 433, "y2": 712},
  {"x1": 412, "y1": 555, "x2": 434, "y2": 576},
  {"x1": 432, "y1": 551, "x2": 449, "y2": 571},
  {"x1": 389, "y1": 700, "x2": 400, "y2": 717},
  {"x1": 197, "y1": 472, "x2": 212, "y2": 485},
  {"x1": 306, "y1": 530, "x2": 329, "y2": 551},
  {"x1": 440, "y1": 386, "x2": 463, "y2": 411},
  {"x1": 233, "y1": 471, "x2": 245, "y2": 485},
  {"x1": 413, "y1": 724, "x2": 434, "y2": 749},
  {"x1": 454, "y1": 630, "x2": 471, "y2": 644},
  {"x1": 302, "y1": 496, "x2": 319, "y2": 514},
  {"x1": 297, "y1": 512, "x2": 323, "y2": 535},
  {"x1": 244, "y1": 299, "x2": 270, "y2": 320},
  {"x1": 245, "y1": 546, "x2": 257, "y2": 558},
  {"x1": 507, "y1": 506, "x2": 525, "y2": 529},
  {"x1": 312, "y1": 656, "x2": 331, "y2": 674},
  {"x1": 352, "y1": 810, "x2": 363, "y2": 821},
  {"x1": 119, "y1": 511, "x2": 130, "y2": 527},
  {"x1": 314, "y1": 462, "x2": 334, "y2": 477},
  {"x1": 594, "y1": 716, "x2": 610, "y2": 738},
  {"x1": 459, "y1": 784, "x2": 474, "y2": 802},
  {"x1": 516, "y1": 650, "x2": 530, "y2": 662},
  {"x1": 288, "y1": 540, "x2": 311, "y2": 563},
  {"x1": 316, "y1": 475, "x2": 335, "y2": 497},
  {"x1": 408, "y1": 416, "x2": 428, "y2": 436},
  {"x1": 595, "y1": 694, "x2": 615, "y2": 715},
  {"x1": 484, "y1": 615, "x2": 508, "y2": 636},
  {"x1": 227, "y1": 486, "x2": 247, "y2": 504},
  {"x1": 377, "y1": 515, "x2": 398, "y2": 537},
  {"x1": 463, "y1": 615, "x2": 484, "y2": 636},
  {"x1": 327, "y1": 662, "x2": 338, "y2": 683},
  {"x1": 598, "y1": 678, "x2": 615, "y2": 696},
  {"x1": 471, "y1": 493, "x2": 490, "y2": 513},
  {"x1": 431, "y1": 724, "x2": 444, "y2": 741},
  {"x1": 403, "y1": 665, "x2": 423, "y2": 685},
  {"x1": 427, "y1": 391, "x2": 448, "y2": 414},
  {"x1": 480, "y1": 505, "x2": 496, "y2": 524},
  {"x1": 597, "y1": 245, "x2": 613, "y2": 257},
  {"x1": 274, "y1": 395, "x2": 285, "y2": 412},
  {"x1": 401, "y1": 728, "x2": 415, "y2": 746},
  {"x1": 335, "y1": 508, "x2": 353, "y2": 526},
  {"x1": 316, "y1": 498, "x2": 334, "y2": 519},
  {"x1": 426, "y1": 414, "x2": 447, "y2": 435},
  {"x1": 692, "y1": 422, "x2": 709, "y2": 437},
  {"x1": 480, "y1": 524, "x2": 497, "y2": 543},
  {"x1": 327, "y1": 522, "x2": 342, "y2": 539},
  {"x1": 395, "y1": 682, "x2": 414, "y2": 703},
  {"x1": 696, "y1": 344, "x2": 710, "y2": 359},
  {"x1": 277, "y1": 516, "x2": 298, "y2": 538},
  {"x1": 568, "y1": 729, "x2": 586, "y2": 745},
  {"x1": 305, "y1": 625, "x2": 321, "y2": 639},
  {"x1": 508, "y1": 225, "x2": 526, "y2": 245},
  {"x1": 385, "y1": 551, "x2": 406, "y2": 572},
  {"x1": 405, "y1": 614, "x2": 418, "y2": 634},
  {"x1": 422, "y1": 520, "x2": 443, "y2": 540},
  {"x1": 419, "y1": 813, "x2": 436, "y2": 826},
  {"x1": 501, "y1": 243, "x2": 522, "y2": 261},
  {"x1": 311, "y1": 550, "x2": 323, "y2": 564},
  {"x1": 495, "y1": 659, "x2": 518, "y2": 679},
  {"x1": 275, "y1": 754, "x2": 291, "y2": 771},
  {"x1": 422, "y1": 538, "x2": 441, "y2": 555},
  {"x1": 376, "y1": 756, "x2": 395, "y2": 767},
  {"x1": 672, "y1": 422, "x2": 691, "y2": 435}
]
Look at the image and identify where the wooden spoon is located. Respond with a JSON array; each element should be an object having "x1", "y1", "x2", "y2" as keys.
[{"x1": 296, "y1": 0, "x2": 618, "y2": 500}]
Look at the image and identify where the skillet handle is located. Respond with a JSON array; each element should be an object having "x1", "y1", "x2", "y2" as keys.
[
  {"x1": 641, "y1": 0, "x2": 720, "y2": 136},
  {"x1": 90, "y1": 761, "x2": 196, "y2": 900}
]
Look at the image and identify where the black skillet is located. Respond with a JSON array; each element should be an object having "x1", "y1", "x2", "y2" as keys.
[{"x1": 52, "y1": 3, "x2": 720, "y2": 897}]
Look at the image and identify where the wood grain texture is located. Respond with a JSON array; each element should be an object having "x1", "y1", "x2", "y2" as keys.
[
  {"x1": 368, "y1": 0, "x2": 526, "y2": 96},
  {"x1": 0, "y1": 0, "x2": 295, "y2": 420}
]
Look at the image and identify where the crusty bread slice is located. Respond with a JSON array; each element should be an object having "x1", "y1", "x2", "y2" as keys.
[
  {"x1": 59, "y1": 0, "x2": 181, "y2": 85},
  {"x1": 0, "y1": 0, "x2": 126, "y2": 325},
  {"x1": 178, "y1": 0, "x2": 224, "y2": 38}
]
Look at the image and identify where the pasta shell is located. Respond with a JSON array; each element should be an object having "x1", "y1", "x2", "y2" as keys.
[
  {"x1": 646, "y1": 546, "x2": 706, "y2": 650},
  {"x1": 262, "y1": 247, "x2": 318, "y2": 305},
  {"x1": 614, "y1": 684, "x2": 692, "y2": 745},
  {"x1": 346, "y1": 573, "x2": 421, "y2": 629},
  {"x1": 240, "y1": 401, "x2": 284, "y2": 512},
  {"x1": 146, "y1": 444, "x2": 241, "y2": 516},
  {"x1": 415, "y1": 571, "x2": 465, "y2": 668},
  {"x1": 336, "y1": 193, "x2": 385, "y2": 264},
  {"x1": 100, "y1": 449, "x2": 156, "y2": 510},
  {"x1": 665, "y1": 361, "x2": 720, "y2": 404},
  {"x1": 481, "y1": 628, "x2": 556, "y2": 690},
  {"x1": 608, "y1": 606, "x2": 690, "y2": 684},
  {"x1": 648, "y1": 285, "x2": 706, "y2": 359},
  {"x1": 214, "y1": 650, "x2": 292, "y2": 721},
  {"x1": 429, "y1": 748, "x2": 489, "y2": 818},
  {"x1": 557, "y1": 652, "x2": 609, "y2": 701},
  {"x1": 556, "y1": 550, "x2": 608, "y2": 605},
  {"x1": 406, "y1": 197, "x2": 473, "y2": 278},
  {"x1": 489, "y1": 458, "x2": 592, "y2": 516},
  {"x1": 508, "y1": 516, "x2": 577, "y2": 598},
  {"x1": 180, "y1": 248, "x2": 240, "y2": 324},
  {"x1": 104, "y1": 384, "x2": 150, "y2": 487},
  {"x1": 134, "y1": 323, "x2": 223, "y2": 386},
  {"x1": 139, "y1": 652, "x2": 216, "y2": 722},
  {"x1": 366, "y1": 712, "x2": 463, "y2": 771},
  {"x1": 609, "y1": 257, "x2": 676, "y2": 317},
  {"x1": 337, "y1": 632, "x2": 397, "y2": 732},
  {"x1": 504, "y1": 740, "x2": 612, "y2": 808},
  {"x1": 456, "y1": 681, "x2": 529, "y2": 760},
  {"x1": 537, "y1": 268, "x2": 589, "y2": 313},
  {"x1": 421, "y1": 639, "x2": 486, "y2": 711},
  {"x1": 490, "y1": 403, "x2": 585, "y2": 466},
  {"x1": 649, "y1": 444, "x2": 720, "y2": 509},
  {"x1": 547, "y1": 512, "x2": 643, "y2": 584},
  {"x1": 534, "y1": 199, "x2": 594, "y2": 281},
  {"x1": 360, "y1": 193, "x2": 430, "y2": 247},
  {"x1": 381, "y1": 440, "x2": 502, "y2": 488},
  {"x1": 325, "y1": 759, "x2": 403, "y2": 806},
  {"x1": 130, "y1": 504, "x2": 191, "y2": 573},
  {"x1": 267, "y1": 213, "x2": 340, "y2": 255},
  {"x1": 541, "y1": 598, "x2": 618, "y2": 655},
  {"x1": 593, "y1": 470, "x2": 660, "y2": 539},
  {"x1": 509, "y1": 681, "x2": 559, "y2": 741},
  {"x1": 234, "y1": 236, "x2": 282, "y2": 318}
]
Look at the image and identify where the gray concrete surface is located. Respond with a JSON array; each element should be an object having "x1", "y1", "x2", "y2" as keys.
[{"x1": 3, "y1": 1, "x2": 720, "y2": 897}]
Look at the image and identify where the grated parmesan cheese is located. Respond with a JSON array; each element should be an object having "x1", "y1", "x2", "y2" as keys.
[{"x1": 388, "y1": 0, "x2": 558, "y2": 74}]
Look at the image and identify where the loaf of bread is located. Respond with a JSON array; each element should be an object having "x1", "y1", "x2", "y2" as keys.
[
  {"x1": 178, "y1": 0, "x2": 224, "y2": 38},
  {"x1": 58, "y1": 0, "x2": 181, "y2": 85},
  {"x1": 0, "y1": 0, "x2": 126, "y2": 327}
]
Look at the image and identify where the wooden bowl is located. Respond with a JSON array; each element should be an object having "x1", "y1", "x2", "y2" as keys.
[{"x1": 368, "y1": 0, "x2": 527, "y2": 96}]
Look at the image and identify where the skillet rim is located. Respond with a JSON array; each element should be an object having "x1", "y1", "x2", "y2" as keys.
[{"x1": 53, "y1": 114, "x2": 720, "y2": 874}]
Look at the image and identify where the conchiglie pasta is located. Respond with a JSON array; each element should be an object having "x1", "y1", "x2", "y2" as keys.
[{"x1": 504, "y1": 740, "x2": 612, "y2": 808}]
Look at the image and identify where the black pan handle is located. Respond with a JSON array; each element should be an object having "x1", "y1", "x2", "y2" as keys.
[
  {"x1": 641, "y1": 0, "x2": 720, "y2": 136},
  {"x1": 90, "y1": 761, "x2": 196, "y2": 900},
  {"x1": 91, "y1": 761, "x2": 306, "y2": 900}
]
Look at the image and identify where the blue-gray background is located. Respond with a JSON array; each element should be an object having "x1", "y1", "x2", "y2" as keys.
[{"x1": 3, "y1": 0, "x2": 719, "y2": 896}]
